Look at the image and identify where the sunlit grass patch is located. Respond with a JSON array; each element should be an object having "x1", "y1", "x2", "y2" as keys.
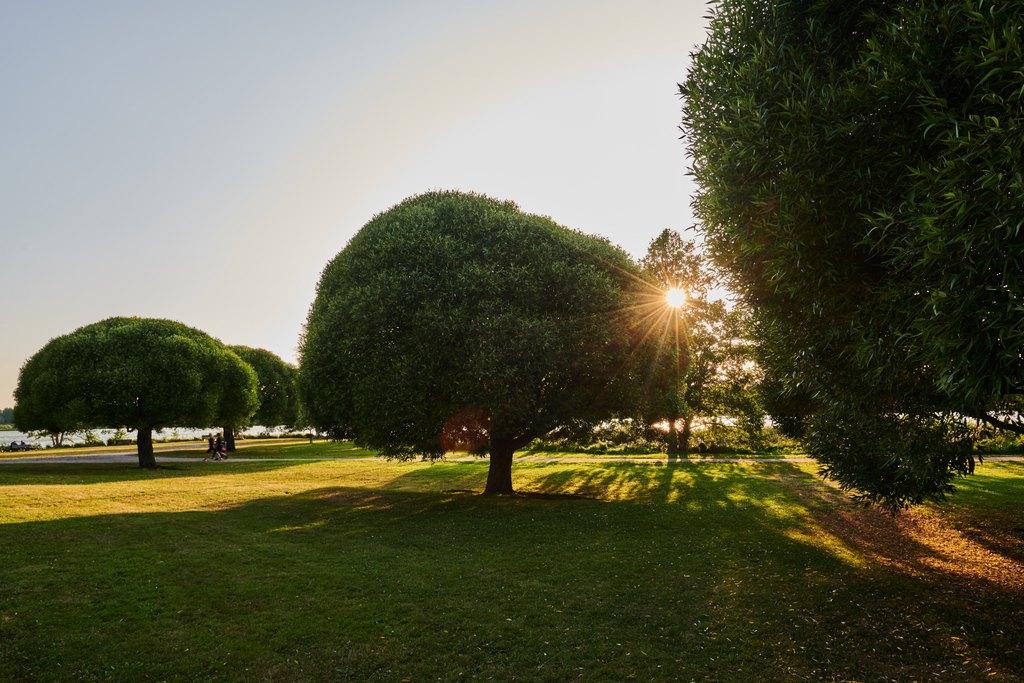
[{"x1": 0, "y1": 454, "x2": 1021, "y2": 679}]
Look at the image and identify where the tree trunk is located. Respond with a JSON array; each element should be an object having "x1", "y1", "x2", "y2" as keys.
[
  {"x1": 137, "y1": 427, "x2": 156, "y2": 468},
  {"x1": 667, "y1": 418, "x2": 680, "y2": 456},
  {"x1": 224, "y1": 426, "x2": 236, "y2": 452},
  {"x1": 484, "y1": 438, "x2": 515, "y2": 495},
  {"x1": 680, "y1": 416, "x2": 693, "y2": 454}
]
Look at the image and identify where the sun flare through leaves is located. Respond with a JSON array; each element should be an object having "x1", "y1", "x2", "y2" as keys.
[{"x1": 665, "y1": 287, "x2": 687, "y2": 309}]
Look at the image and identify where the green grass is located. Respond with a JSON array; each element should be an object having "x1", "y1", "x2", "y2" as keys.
[
  {"x1": 174, "y1": 440, "x2": 378, "y2": 460},
  {"x1": 516, "y1": 449, "x2": 806, "y2": 460},
  {"x1": 0, "y1": 437, "x2": 315, "y2": 460},
  {"x1": 0, "y1": 453, "x2": 1021, "y2": 680},
  {"x1": 0, "y1": 438, "x2": 311, "y2": 458}
]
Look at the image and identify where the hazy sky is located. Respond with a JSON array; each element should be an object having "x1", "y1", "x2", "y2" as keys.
[{"x1": 0, "y1": 1, "x2": 710, "y2": 408}]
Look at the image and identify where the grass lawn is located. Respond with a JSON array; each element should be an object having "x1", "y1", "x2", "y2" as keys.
[
  {"x1": 1, "y1": 439, "x2": 806, "y2": 463},
  {"x1": 515, "y1": 450, "x2": 807, "y2": 460},
  {"x1": 166, "y1": 440, "x2": 379, "y2": 460},
  {"x1": 124, "y1": 441, "x2": 378, "y2": 461},
  {"x1": 0, "y1": 452, "x2": 1021, "y2": 680}
]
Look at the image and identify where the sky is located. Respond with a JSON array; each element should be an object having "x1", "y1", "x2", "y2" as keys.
[{"x1": 0, "y1": 0, "x2": 711, "y2": 408}]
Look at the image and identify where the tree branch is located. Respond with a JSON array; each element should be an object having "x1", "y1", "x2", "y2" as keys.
[
  {"x1": 975, "y1": 412, "x2": 1024, "y2": 435},
  {"x1": 511, "y1": 433, "x2": 538, "y2": 451}
]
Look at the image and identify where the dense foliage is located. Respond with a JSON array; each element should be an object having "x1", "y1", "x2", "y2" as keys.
[
  {"x1": 299, "y1": 191, "x2": 650, "y2": 492},
  {"x1": 681, "y1": 0, "x2": 1024, "y2": 508},
  {"x1": 14, "y1": 317, "x2": 258, "y2": 466},
  {"x1": 640, "y1": 229, "x2": 763, "y2": 452},
  {"x1": 229, "y1": 346, "x2": 297, "y2": 429},
  {"x1": 220, "y1": 345, "x2": 298, "y2": 449}
]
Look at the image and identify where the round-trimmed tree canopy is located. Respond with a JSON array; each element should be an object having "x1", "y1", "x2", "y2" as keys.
[
  {"x1": 14, "y1": 317, "x2": 258, "y2": 466},
  {"x1": 299, "y1": 191, "x2": 650, "y2": 492},
  {"x1": 228, "y1": 345, "x2": 297, "y2": 428}
]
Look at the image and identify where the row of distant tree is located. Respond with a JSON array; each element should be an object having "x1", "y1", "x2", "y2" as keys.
[
  {"x1": 14, "y1": 321, "x2": 298, "y2": 466},
  {"x1": 0, "y1": 407, "x2": 13, "y2": 424}
]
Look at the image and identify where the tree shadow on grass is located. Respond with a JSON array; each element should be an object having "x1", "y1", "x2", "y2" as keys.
[
  {"x1": 736, "y1": 463, "x2": 1024, "y2": 589},
  {"x1": 378, "y1": 459, "x2": 1024, "y2": 593},
  {"x1": 930, "y1": 463, "x2": 1024, "y2": 564},
  {"x1": 570, "y1": 461, "x2": 1024, "y2": 675},
  {"x1": 945, "y1": 515, "x2": 1024, "y2": 567},
  {"x1": 0, "y1": 462, "x2": 1022, "y2": 680},
  {"x1": 469, "y1": 459, "x2": 1024, "y2": 678},
  {"x1": 0, "y1": 459, "x2": 314, "y2": 486}
]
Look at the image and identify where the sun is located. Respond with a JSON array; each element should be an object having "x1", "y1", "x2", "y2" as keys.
[{"x1": 664, "y1": 286, "x2": 687, "y2": 309}]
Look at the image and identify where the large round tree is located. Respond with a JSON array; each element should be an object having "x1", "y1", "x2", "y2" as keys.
[
  {"x1": 299, "y1": 191, "x2": 649, "y2": 493},
  {"x1": 14, "y1": 317, "x2": 258, "y2": 467},
  {"x1": 221, "y1": 345, "x2": 297, "y2": 450},
  {"x1": 681, "y1": 1, "x2": 1024, "y2": 507}
]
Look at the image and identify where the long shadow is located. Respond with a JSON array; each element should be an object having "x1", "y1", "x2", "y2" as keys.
[
  {"x1": 0, "y1": 461, "x2": 1021, "y2": 680},
  {"x1": 383, "y1": 459, "x2": 1024, "y2": 589},
  {"x1": 754, "y1": 463, "x2": 1024, "y2": 588},
  {"x1": 397, "y1": 458, "x2": 1024, "y2": 677},
  {"x1": 0, "y1": 459, "x2": 312, "y2": 485}
]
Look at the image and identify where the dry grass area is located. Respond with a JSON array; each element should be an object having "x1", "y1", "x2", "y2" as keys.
[
  {"x1": 819, "y1": 501, "x2": 1023, "y2": 591},
  {"x1": 770, "y1": 466, "x2": 1024, "y2": 593}
]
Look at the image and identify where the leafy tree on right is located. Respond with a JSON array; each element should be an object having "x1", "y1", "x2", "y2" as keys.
[{"x1": 681, "y1": 0, "x2": 1023, "y2": 508}]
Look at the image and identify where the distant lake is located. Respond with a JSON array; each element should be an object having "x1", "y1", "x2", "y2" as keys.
[{"x1": 1, "y1": 426, "x2": 291, "y2": 448}]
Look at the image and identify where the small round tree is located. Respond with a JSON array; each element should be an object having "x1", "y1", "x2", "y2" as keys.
[
  {"x1": 299, "y1": 191, "x2": 648, "y2": 493},
  {"x1": 221, "y1": 345, "x2": 297, "y2": 450},
  {"x1": 14, "y1": 317, "x2": 258, "y2": 467}
]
